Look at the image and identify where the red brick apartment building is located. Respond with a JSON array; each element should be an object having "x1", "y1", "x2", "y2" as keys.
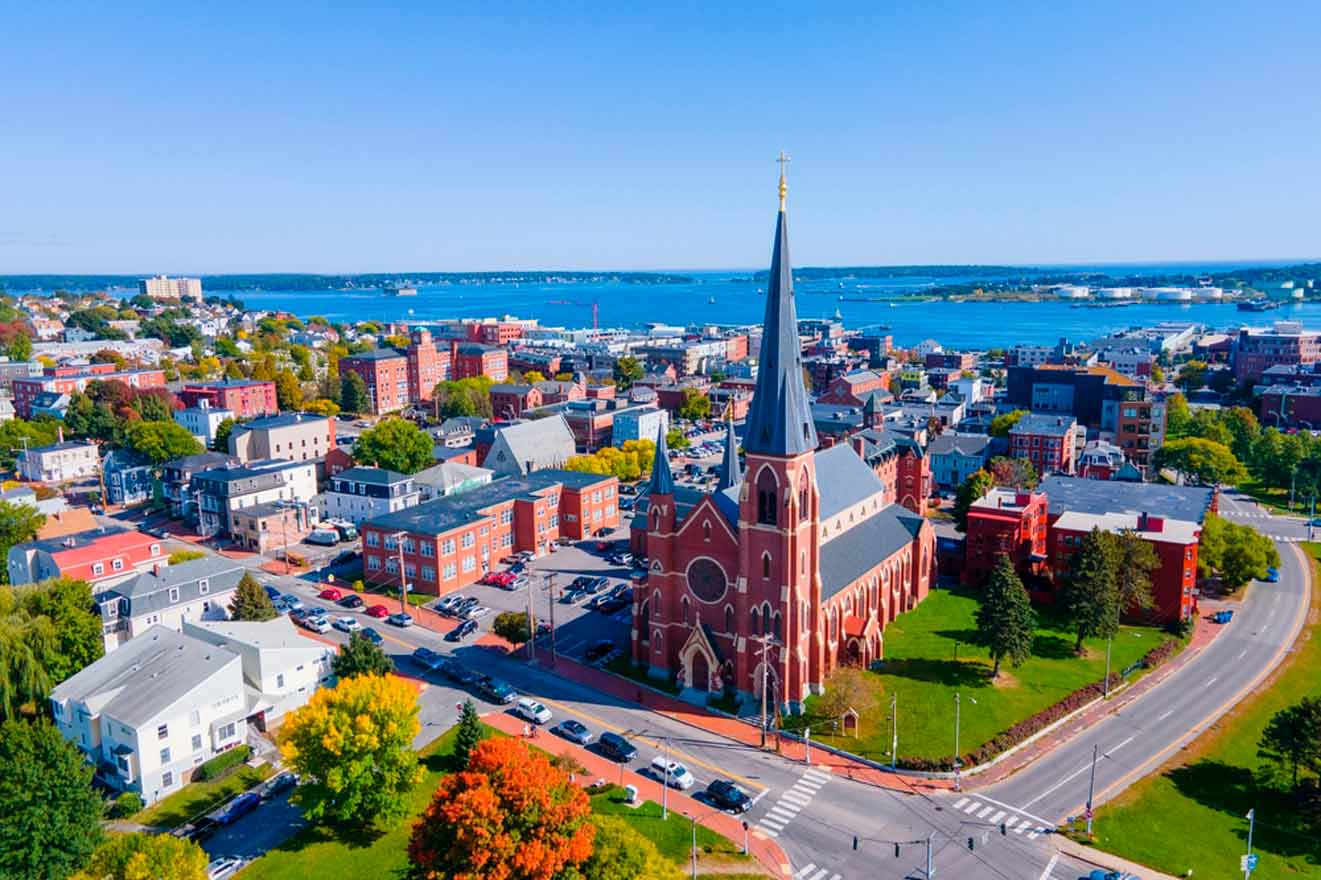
[
  {"x1": 489, "y1": 384, "x2": 543, "y2": 419},
  {"x1": 339, "y1": 349, "x2": 411, "y2": 415},
  {"x1": 179, "y1": 380, "x2": 277, "y2": 419},
  {"x1": 450, "y1": 342, "x2": 509, "y2": 381},
  {"x1": 466, "y1": 321, "x2": 524, "y2": 347},
  {"x1": 1233, "y1": 324, "x2": 1321, "y2": 382},
  {"x1": 962, "y1": 488, "x2": 1049, "y2": 587},
  {"x1": 359, "y1": 470, "x2": 618, "y2": 595},
  {"x1": 817, "y1": 369, "x2": 891, "y2": 407},
  {"x1": 405, "y1": 328, "x2": 449, "y2": 402},
  {"x1": 15, "y1": 367, "x2": 167, "y2": 419},
  {"x1": 1009, "y1": 413, "x2": 1078, "y2": 475}
]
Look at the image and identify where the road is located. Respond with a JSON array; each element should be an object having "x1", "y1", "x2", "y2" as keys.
[{"x1": 193, "y1": 488, "x2": 1310, "y2": 879}]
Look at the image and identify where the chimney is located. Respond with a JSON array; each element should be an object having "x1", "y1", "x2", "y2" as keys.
[
  {"x1": 153, "y1": 563, "x2": 162, "y2": 576},
  {"x1": 850, "y1": 435, "x2": 866, "y2": 457},
  {"x1": 57, "y1": 426, "x2": 64, "y2": 443}
]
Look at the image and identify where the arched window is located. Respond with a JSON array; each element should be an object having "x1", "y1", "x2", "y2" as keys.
[
  {"x1": 756, "y1": 468, "x2": 777, "y2": 526},
  {"x1": 762, "y1": 602, "x2": 773, "y2": 635},
  {"x1": 799, "y1": 485, "x2": 808, "y2": 512},
  {"x1": 724, "y1": 605, "x2": 734, "y2": 633},
  {"x1": 762, "y1": 552, "x2": 771, "y2": 579},
  {"x1": 774, "y1": 611, "x2": 783, "y2": 640},
  {"x1": 681, "y1": 597, "x2": 690, "y2": 625},
  {"x1": 639, "y1": 601, "x2": 650, "y2": 641},
  {"x1": 703, "y1": 520, "x2": 711, "y2": 541},
  {"x1": 751, "y1": 608, "x2": 761, "y2": 634},
  {"x1": 800, "y1": 550, "x2": 806, "y2": 575},
  {"x1": 652, "y1": 509, "x2": 660, "y2": 530}
]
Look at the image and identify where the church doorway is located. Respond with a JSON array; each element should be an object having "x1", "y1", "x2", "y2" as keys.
[{"x1": 691, "y1": 651, "x2": 710, "y2": 694}]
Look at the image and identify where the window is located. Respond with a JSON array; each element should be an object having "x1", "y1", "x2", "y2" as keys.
[
  {"x1": 276, "y1": 673, "x2": 285, "y2": 688},
  {"x1": 191, "y1": 734, "x2": 203, "y2": 752},
  {"x1": 422, "y1": 566, "x2": 435, "y2": 581},
  {"x1": 160, "y1": 747, "x2": 171, "y2": 764},
  {"x1": 462, "y1": 556, "x2": 476, "y2": 573},
  {"x1": 112, "y1": 558, "x2": 124, "y2": 571},
  {"x1": 385, "y1": 557, "x2": 399, "y2": 574},
  {"x1": 157, "y1": 724, "x2": 169, "y2": 739},
  {"x1": 162, "y1": 770, "x2": 174, "y2": 787},
  {"x1": 756, "y1": 469, "x2": 777, "y2": 526},
  {"x1": 218, "y1": 722, "x2": 236, "y2": 740},
  {"x1": 442, "y1": 539, "x2": 456, "y2": 555},
  {"x1": 443, "y1": 563, "x2": 457, "y2": 580},
  {"x1": 762, "y1": 553, "x2": 771, "y2": 579},
  {"x1": 168, "y1": 587, "x2": 180, "y2": 603},
  {"x1": 92, "y1": 563, "x2": 104, "y2": 576},
  {"x1": 365, "y1": 532, "x2": 379, "y2": 547},
  {"x1": 421, "y1": 542, "x2": 434, "y2": 557}
]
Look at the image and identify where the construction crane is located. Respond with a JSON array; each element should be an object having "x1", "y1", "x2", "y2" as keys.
[{"x1": 546, "y1": 299, "x2": 599, "y2": 336}]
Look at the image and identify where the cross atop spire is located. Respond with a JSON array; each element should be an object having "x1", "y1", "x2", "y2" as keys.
[{"x1": 776, "y1": 151, "x2": 790, "y2": 212}]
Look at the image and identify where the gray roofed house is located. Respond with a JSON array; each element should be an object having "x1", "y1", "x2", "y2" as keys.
[
  {"x1": 49, "y1": 625, "x2": 249, "y2": 802},
  {"x1": 413, "y1": 461, "x2": 495, "y2": 500},
  {"x1": 927, "y1": 432, "x2": 992, "y2": 489},
  {"x1": 94, "y1": 555, "x2": 248, "y2": 652},
  {"x1": 1037, "y1": 475, "x2": 1215, "y2": 523},
  {"x1": 481, "y1": 415, "x2": 577, "y2": 477}
]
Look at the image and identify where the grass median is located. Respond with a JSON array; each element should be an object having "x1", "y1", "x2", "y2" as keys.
[{"x1": 1090, "y1": 542, "x2": 1320, "y2": 877}]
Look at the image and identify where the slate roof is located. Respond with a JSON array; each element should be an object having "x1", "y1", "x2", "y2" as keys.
[
  {"x1": 330, "y1": 466, "x2": 411, "y2": 486},
  {"x1": 343, "y1": 348, "x2": 405, "y2": 362},
  {"x1": 648, "y1": 424, "x2": 675, "y2": 495},
  {"x1": 50, "y1": 625, "x2": 240, "y2": 728},
  {"x1": 814, "y1": 444, "x2": 887, "y2": 520},
  {"x1": 233, "y1": 413, "x2": 330, "y2": 431},
  {"x1": 98, "y1": 555, "x2": 247, "y2": 619},
  {"x1": 1010, "y1": 413, "x2": 1077, "y2": 437},
  {"x1": 482, "y1": 416, "x2": 576, "y2": 475},
  {"x1": 1037, "y1": 475, "x2": 1214, "y2": 523},
  {"x1": 927, "y1": 433, "x2": 991, "y2": 458},
  {"x1": 819, "y1": 506, "x2": 926, "y2": 599}
]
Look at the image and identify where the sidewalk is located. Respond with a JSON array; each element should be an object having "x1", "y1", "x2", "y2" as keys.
[
  {"x1": 483, "y1": 711, "x2": 792, "y2": 879},
  {"x1": 1054, "y1": 835, "x2": 1184, "y2": 880},
  {"x1": 969, "y1": 605, "x2": 1229, "y2": 788}
]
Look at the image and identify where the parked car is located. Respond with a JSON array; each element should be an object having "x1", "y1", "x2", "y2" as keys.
[
  {"x1": 210, "y1": 791, "x2": 261, "y2": 825},
  {"x1": 411, "y1": 647, "x2": 446, "y2": 672},
  {"x1": 478, "y1": 676, "x2": 518, "y2": 704},
  {"x1": 281, "y1": 594, "x2": 304, "y2": 612},
  {"x1": 326, "y1": 521, "x2": 359, "y2": 541},
  {"x1": 260, "y1": 771, "x2": 297, "y2": 800},
  {"x1": 1087, "y1": 872, "x2": 1140, "y2": 880},
  {"x1": 365, "y1": 604, "x2": 389, "y2": 618},
  {"x1": 387, "y1": 612, "x2": 415, "y2": 628},
  {"x1": 446, "y1": 619, "x2": 479, "y2": 642},
  {"x1": 300, "y1": 615, "x2": 331, "y2": 634},
  {"x1": 1265, "y1": 566, "x2": 1280, "y2": 582},
  {"x1": 318, "y1": 588, "x2": 343, "y2": 601},
  {"x1": 594, "y1": 595, "x2": 629, "y2": 615},
  {"x1": 598, "y1": 731, "x2": 638, "y2": 762},
  {"x1": 704, "y1": 779, "x2": 752, "y2": 813},
  {"x1": 207, "y1": 856, "x2": 244, "y2": 880},
  {"x1": 552, "y1": 719, "x2": 593, "y2": 745},
  {"x1": 331, "y1": 549, "x2": 360, "y2": 566},
  {"x1": 358, "y1": 627, "x2": 383, "y2": 646},
  {"x1": 333, "y1": 616, "x2": 361, "y2": 633},
  {"x1": 263, "y1": 585, "x2": 282, "y2": 600},
  {"x1": 440, "y1": 658, "x2": 482, "y2": 685},
  {"x1": 515, "y1": 697, "x2": 553, "y2": 725},
  {"x1": 306, "y1": 529, "x2": 340, "y2": 546},
  {"x1": 337, "y1": 595, "x2": 364, "y2": 610},
  {"x1": 584, "y1": 640, "x2": 617, "y2": 664},
  {"x1": 461, "y1": 604, "x2": 491, "y2": 620},
  {"x1": 436, "y1": 595, "x2": 467, "y2": 616},
  {"x1": 650, "y1": 757, "x2": 695, "y2": 790},
  {"x1": 271, "y1": 596, "x2": 292, "y2": 614}
]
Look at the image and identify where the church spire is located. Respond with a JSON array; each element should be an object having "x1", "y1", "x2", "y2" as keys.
[
  {"x1": 716, "y1": 412, "x2": 742, "y2": 492},
  {"x1": 648, "y1": 424, "x2": 674, "y2": 496},
  {"x1": 743, "y1": 154, "x2": 818, "y2": 457}
]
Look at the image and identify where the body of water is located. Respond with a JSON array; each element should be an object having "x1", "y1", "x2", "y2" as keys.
[{"x1": 226, "y1": 271, "x2": 1320, "y2": 348}]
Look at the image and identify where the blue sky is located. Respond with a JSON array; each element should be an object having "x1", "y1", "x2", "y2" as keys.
[{"x1": 4, "y1": 2, "x2": 1319, "y2": 273}]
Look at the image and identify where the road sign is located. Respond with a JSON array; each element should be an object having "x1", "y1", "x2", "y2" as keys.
[{"x1": 1242, "y1": 853, "x2": 1259, "y2": 871}]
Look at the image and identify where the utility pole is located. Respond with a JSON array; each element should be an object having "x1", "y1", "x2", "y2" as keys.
[
  {"x1": 890, "y1": 692, "x2": 898, "y2": 769},
  {"x1": 1085, "y1": 743, "x2": 1098, "y2": 837},
  {"x1": 688, "y1": 812, "x2": 698, "y2": 880},
  {"x1": 526, "y1": 571, "x2": 536, "y2": 662},
  {"x1": 661, "y1": 737, "x2": 670, "y2": 819},
  {"x1": 926, "y1": 830, "x2": 935, "y2": 879},
  {"x1": 1310, "y1": 495, "x2": 1317, "y2": 542},
  {"x1": 1103, "y1": 636, "x2": 1113, "y2": 697},
  {"x1": 395, "y1": 532, "x2": 408, "y2": 613},
  {"x1": 1244, "y1": 808, "x2": 1256, "y2": 879},
  {"x1": 547, "y1": 574, "x2": 558, "y2": 666},
  {"x1": 953, "y1": 692, "x2": 962, "y2": 792},
  {"x1": 758, "y1": 632, "x2": 771, "y2": 748}
]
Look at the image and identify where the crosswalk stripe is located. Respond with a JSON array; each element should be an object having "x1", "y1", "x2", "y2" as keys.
[
  {"x1": 759, "y1": 816, "x2": 786, "y2": 831},
  {"x1": 1013, "y1": 824, "x2": 1026, "y2": 834},
  {"x1": 1003, "y1": 817, "x2": 1020, "y2": 829},
  {"x1": 976, "y1": 806, "x2": 994, "y2": 819},
  {"x1": 793, "y1": 865, "x2": 815, "y2": 879},
  {"x1": 780, "y1": 790, "x2": 813, "y2": 806},
  {"x1": 795, "y1": 777, "x2": 825, "y2": 790},
  {"x1": 989, "y1": 810, "x2": 1006, "y2": 824},
  {"x1": 962, "y1": 801, "x2": 980, "y2": 814},
  {"x1": 809, "y1": 870, "x2": 829, "y2": 880},
  {"x1": 757, "y1": 824, "x2": 779, "y2": 838},
  {"x1": 769, "y1": 807, "x2": 799, "y2": 822},
  {"x1": 804, "y1": 771, "x2": 832, "y2": 784},
  {"x1": 952, "y1": 797, "x2": 969, "y2": 809},
  {"x1": 1027, "y1": 829, "x2": 1040, "y2": 839}
]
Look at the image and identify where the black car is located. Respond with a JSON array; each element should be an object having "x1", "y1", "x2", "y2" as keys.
[
  {"x1": 440, "y1": 658, "x2": 482, "y2": 685},
  {"x1": 582, "y1": 577, "x2": 609, "y2": 595},
  {"x1": 445, "y1": 619, "x2": 478, "y2": 642},
  {"x1": 584, "y1": 640, "x2": 617, "y2": 663},
  {"x1": 552, "y1": 719, "x2": 593, "y2": 745},
  {"x1": 260, "y1": 771, "x2": 298, "y2": 800},
  {"x1": 597, "y1": 731, "x2": 638, "y2": 762},
  {"x1": 704, "y1": 779, "x2": 752, "y2": 813},
  {"x1": 337, "y1": 595, "x2": 364, "y2": 610},
  {"x1": 478, "y1": 676, "x2": 518, "y2": 704},
  {"x1": 332, "y1": 549, "x2": 359, "y2": 566},
  {"x1": 593, "y1": 595, "x2": 629, "y2": 615}
]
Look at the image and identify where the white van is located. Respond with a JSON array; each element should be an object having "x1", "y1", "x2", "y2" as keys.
[
  {"x1": 515, "y1": 698, "x2": 552, "y2": 725},
  {"x1": 650, "y1": 757, "x2": 695, "y2": 790}
]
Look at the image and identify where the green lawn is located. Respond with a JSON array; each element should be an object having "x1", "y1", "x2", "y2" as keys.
[
  {"x1": 1239, "y1": 479, "x2": 1305, "y2": 517},
  {"x1": 791, "y1": 587, "x2": 1173, "y2": 765},
  {"x1": 1090, "y1": 543, "x2": 1321, "y2": 877},
  {"x1": 239, "y1": 727, "x2": 756, "y2": 880},
  {"x1": 606, "y1": 654, "x2": 682, "y2": 695},
  {"x1": 134, "y1": 764, "x2": 274, "y2": 829}
]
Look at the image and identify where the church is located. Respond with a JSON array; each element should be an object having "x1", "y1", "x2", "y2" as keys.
[{"x1": 629, "y1": 167, "x2": 936, "y2": 713}]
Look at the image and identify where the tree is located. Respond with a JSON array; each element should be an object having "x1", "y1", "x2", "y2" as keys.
[
  {"x1": 0, "y1": 419, "x2": 61, "y2": 471},
  {"x1": 1259, "y1": 698, "x2": 1321, "y2": 790},
  {"x1": 581, "y1": 816, "x2": 682, "y2": 880},
  {"x1": 212, "y1": 417, "x2": 238, "y2": 453},
  {"x1": 8, "y1": 333, "x2": 31, "y2": 363},
  {"x1": 332, "y1": 632, "x2": 394, "y2": 679},
  {"x1": 1153, "y1": 437, "x2": 1247, "y2": 486},
  {"x1": 340, "y1": 371, "x2": 370, "y2": 414},
  {"x1": 988, "y1": 456, "x2": 1038, "y2": 490},
  {"x1": 953, "y1": 469, "x2": 995, "y2": 531},
  {"x1": 1108, "y1": 531, "x2": 1158, "y2": 616},
  {"x1": 125, "y1": 420, "x2": 203, "y2": 465},
  {"x1": 354, "y1": 418, "x2": 434, "y2": 474},
  {"x1": 131, "y1": 389, "x2": 174, "y2": 423},
  {"x1": 1164, "y1": 393, "x2": 1192, "y2": 438},
  {"x1": 612, "y1": 356, "x2": 643, "y2": 391},
  {"x1": 279, "y1": 673, "x2": 421, "y2": 824},
  {"x1": 975, "y1": 554, "x2": 1036, "y2": 677},
  {"x1": 0, "y1": 720, "x2": 103, "y2": 880},
  {"x1": 408, "y1": 737, "x2": 594, "y2": 880},
  {"x1": 454, "y1": 699, "x2": 484, "y2": 768},
  {"x1": 492, "y1": 611, "x2": 532, "y2": 646},
  {"x1": 522, "y1": 370, "x2": 547, "y2": 384},
  {"x1": 815, "y1": 666, "x2": 877, "y2": 722},
  {"x1": 1174, "y1": 360, "x2": 1208, "y2": 391},
  {"x1": 665, "y1": 427, "x2": 690, "y2": 451},
  {"x1": 167, "y1": 549, "x2": 206, "y2": 565},
  {"x1": 228, "y1": 573, "x2": 277, "y2": 621},
  {"x1": 1059, "y1": 528, "x2": 1120, "y2": 654},
  {"x1": 1197, "y1": 513, "x2": 1280, "y2": 588},
  {"x1": 303, "y1": 398, "x2": 340, "y2": 418},
  {"x1": 71, "y1": 832, "x2": 207, "y2": 880},
  {"x1": 0, "y1": 578, "x2": 103, "y2": 718},
  {"x1": 677, "y1": 387, "x2": 711, "y2": 422},
  {"x1": 0, "y1": 500, "x2": 46, "y2": 585},
  {"x1": 275, "y1": 369, "x2": 304, "y2": 411},
  {"x1": 989, "y1": 409, "x2": 1028, "y2": 438}
]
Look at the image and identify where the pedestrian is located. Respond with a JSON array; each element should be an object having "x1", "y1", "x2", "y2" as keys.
[{"x1": 522, "y1": 723, "x2": 531, "y2": 738}]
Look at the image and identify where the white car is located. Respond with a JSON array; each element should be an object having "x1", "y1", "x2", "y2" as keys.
[
  {"x1": 302, "y1": 615, "x2": 331, "y2": 634},
  {"x1": 515, "y1": 697, "x2": 553, "y2": 725},
  {"x1": 650, "y1": 757, "x2": 695, "y2": 790},
  {"x1": 207, "y1": 857, "x2": 244, "y2": 880},
  {"x1": 333, "y1": 616, "x2": 361, "y2": 633},
  {"x1": 463, "y1": 605, "x2": 491, "y2": 620}
]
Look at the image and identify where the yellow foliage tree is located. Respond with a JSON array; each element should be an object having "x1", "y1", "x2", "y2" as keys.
[
  {"x1": 523, "y1": 370, "x2": 547, "y2": 384},
  {"x1": 72, "y1": 832, "x2": 207, "y2": 880},
  {"x1": 278, "y1": 674, "x2": 422, "y2": 824}
]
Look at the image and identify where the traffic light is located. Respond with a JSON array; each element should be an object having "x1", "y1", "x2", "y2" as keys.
[
  {"x1": 1000, "y1": 823, "x2": 1007, "y2": 836},
  {"x1": 894, "y1": 843, "x2": 900, "y2": 857},
  {"x1": 852, "y1": 836, "x2": 859, "y2": 851},
  {"x1": 967, "y1": 837, "x2": 975, "y2": 851}
]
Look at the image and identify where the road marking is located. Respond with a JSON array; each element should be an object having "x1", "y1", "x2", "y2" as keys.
[
  {"x1": 749, "y1": 789, "x2": 770, "y2": 806},
  {"x1": 756, "y1": 823, "x2": 780, "y2": 837},
  {"x1": 1037, "y1": 852, "x2": 1059, "y2": 880},
  {"x1": 808, "y1": 870, "x2": 829, "y2": 880},
  {"x1": 1027, "y1": 829, "x2": 1041, "y2": 839},
  {"x1": 1012, "y1": 823, "x2": 1026, "y2": 834},
  {"x1": 1156, "y1": 709, "x2": 1174, "y2": 722},
  {"x1": 976, "y1": 805, "x2": 994, "y2": 819},
  {"x1": 1023, "y1": 736, "x2": 1134, "y2": 809},
  {"x1": 804, "y1": 767, "x2": 833, "y2": 782},
  {"x1": 952, "y1": 796, "x2": 969, "y2": 809},
  {"x1": 779, "y1": 789, "x2": 812, "y2": 806},
  {"x1": 769, "y1": 806, "x2": 799, "y2": 821},
  {"x1": 989, "y1": 810, "x2": 1006, "y2": 824},
  {"x1": 794, "y1": 779, "x2": 824, "y2": 793},
  {"x1": 962, "y1": 801, "x2": 980, "y2": 814},
  {"x1": 1204, "y1": 676, "x2": 1218, "y2": 688},
  {"x1": 793, "y1": 866, "x2": 816, "y2": 879},
  {"x1": 1003, "y1": 817, "x2": 1020, "y2": 829},
  {"x1": 967, "y1": 793, "x2": 1058, "y2": 829},
  {"x1": 759, "y1": 816, "x2": 785, "y2": 831}
]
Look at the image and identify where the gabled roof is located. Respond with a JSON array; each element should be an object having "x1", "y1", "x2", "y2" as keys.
[
  {"x1": 330, "y1": 466, "x2": 412, "y2": 486},
  {"x1": 927, "y1": 433, "x2": 991, "y2": 458},
  {"x1": 483, "y1": 416, "x2": 576, "y2": 475},
  {"x1": 99, "y1": 555, "x2": 246, "y2": 618},
  {"x1": 819, "y1": 506, "x2": 925, "y2": 599},
  {"x1": 814, "y1": 444, "x2": 887, "y2": 520}
]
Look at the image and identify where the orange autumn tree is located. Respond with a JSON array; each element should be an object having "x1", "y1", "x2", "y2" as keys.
[{"x1": 409, "y1": 737, "x2": 595, "y2": 880}]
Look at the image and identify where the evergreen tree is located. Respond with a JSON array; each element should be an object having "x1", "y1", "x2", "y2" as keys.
[
  {"x1": 212, "y1": 417, "x2": 238, "y2": 453},
  {"x1": 340, "y1": 371, "x2": 370, "y2": 415},
  {"x1": 453, "y1": 699, "x2": 484, "y2": 768},
  {"x1": 332, "y1": 632, "x2": 394, "y2": 679},
  {"x1": 228, "y1": 573, "x2": 277, "y2": 621},
  {"x1": 1059, "y1": 527, "x2": 1120, "y2": 654},
  {"x1": 1109, "y1": 530, "x2": 1158, "y2": 617},
  {"x1": 975, "y1": 554, "x2": 1036, "y2": 677},
  {"x1": 953, "y1": 469, "x2": 995, "y2": 532},
  {"x1": 1259, "y1": 697, "x2": 1321, "y2": 790}
]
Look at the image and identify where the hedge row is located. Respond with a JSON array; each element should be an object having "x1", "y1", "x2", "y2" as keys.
[
  {"x1": 896, "y1": 637, "x2": 1183, "y2": 772},
  {"x1": 195, "y1": 744, "x2": 251, "y2": 781}
]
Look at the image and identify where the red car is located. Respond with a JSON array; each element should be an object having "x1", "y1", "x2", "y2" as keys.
[
  {"x1": 365, "y1": 604, "x2": 390, "y2": 619},
  {"x1": 318, "y1": 588, "x2": 342, "y2": 601},
  {"x1": 492, "y1": 572, "x2": 516, "y2": 587},
  {"x1": 595, "y1": 541, "x2": 610, "y2": 552}
]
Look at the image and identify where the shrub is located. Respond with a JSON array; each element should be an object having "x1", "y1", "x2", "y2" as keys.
[
  {"x1": 112, "y1": 791, "x2": 144, "y2": 818},
  {"x1": 194, "y1": 745, "x2": 251, "y2": 781},
  {"x1": 353, "y1": 579, "x2": 364, "y2": 592},
  {"x1": 167, "y1": 549, "x2": 206, "y2": 565}
]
